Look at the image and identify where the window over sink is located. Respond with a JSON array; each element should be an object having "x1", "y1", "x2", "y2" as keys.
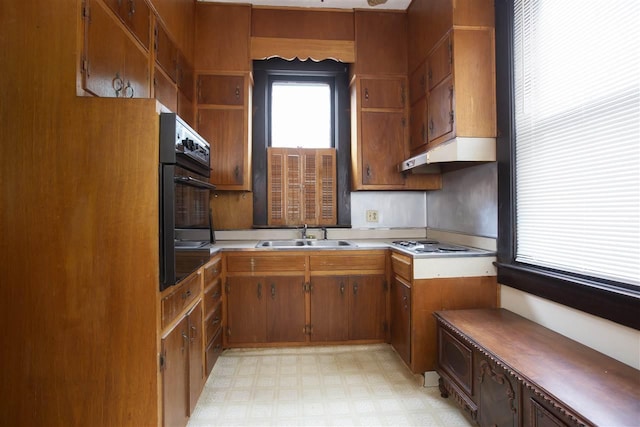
[{"x1": 252, "y1": 58, "x2": 351, "y2": 227}]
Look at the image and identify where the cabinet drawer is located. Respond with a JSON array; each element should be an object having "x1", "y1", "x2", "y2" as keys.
[
  {"x1": 197, "y1": 75, "x2": 244, "y2": 105},
  {"x1": 391, "y1": 252, "x2": 412, "y2": 281},
  {"x1": 205, "y1": 328, "x2": 223, "y2": 376},
  {"x1": 227, "y1": 254, "x2": 306, "y2": 272},
  {"x1": 203, "y1": 277, "x2": 222, "y2": 316},
  {"x1": 438, "y1": 326, "x2": 473, "y2": 396},
  {"x1": 161, "y1": 270, "x2": 201, "y2": 329},
  {"x1": 309, "y1": 253, "x2": 385, "y2": 271},
  {"x1": 204, "y1": 256, "x2": 222, "y2": 285},
  {"x1": 205, "y1": 302, "x2": 222, "y2": 344}
]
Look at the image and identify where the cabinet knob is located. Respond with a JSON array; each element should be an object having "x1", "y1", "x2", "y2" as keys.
[
  {"x1": 271, "y1": 283, "x2": 276, "y2": 299},
  {"x1": 235, "y1": 85, "x2": 240, "y2": 99},
  {"x1": 353, "y1": 282, "x2": 358, "y2": 295},
  {"x1": 340, "y1": 282, "x2": 345, "y2": 295},
  {"x1": 364, "y1": 87, "x2": 369, "y2": 100}
]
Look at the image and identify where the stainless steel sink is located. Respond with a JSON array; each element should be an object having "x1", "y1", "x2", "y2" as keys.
[
  {"x1": 174, "y1": 240, "x2": 209, "y2": 249},
  {"x1": 257, "y1": 240, "x2": 308, "y2": 247},
  {"x1": 256, "y1": 239, "x2": 356, "y2": 248},
  {"x1": 305, "y1": 240, "x2": 354, "y2": 247}
]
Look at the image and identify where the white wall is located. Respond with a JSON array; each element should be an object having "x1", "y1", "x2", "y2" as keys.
[
  {"x1": 350, "y1": 191, "x2": 427, "y2": 228},
  {"x1": 501, "y1": 286, "x2": 640, "y2": 369}
]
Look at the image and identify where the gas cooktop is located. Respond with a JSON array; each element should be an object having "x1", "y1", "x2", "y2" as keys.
[{"x1": 391, "y1": 240, "x2": 487, "y2": 255}]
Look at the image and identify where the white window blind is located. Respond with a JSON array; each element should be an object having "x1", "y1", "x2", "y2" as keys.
[{"x1": 513, "y1": 0, "x2": 640, "y2": 286}]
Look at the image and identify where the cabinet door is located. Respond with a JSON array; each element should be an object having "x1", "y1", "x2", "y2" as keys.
[
  {"x1": 162, "y1": 315, "x2": 189, "y2": 427},
  {"x1": 349, "y1": 275, "x2": 386, "y2": 340},
  {"x1": 428, "y1": 34, "x2": 452, "y2": 91},
  {"x1": 154, "y1": 66, "x2": 177, "y2": 111},
  {"x1": 360, "y1": 78, "x2": 405, "y2": 109},
  {"x1": 198, "y1": 108, "x2": 246, "y2": 187},
  {"x1": 361, "y1": 112, "x2": 406, "y2": 186},
  {"x1": 226, "y1": 277, "x2": 267, "y2": 344},
  {"x1": 122, "y1": 0, "x2": 150, "y2": 49},
  {"x1": 187, "y1": 300, "x2": 204, "y2": 415},
  {"x1": 409, "y1": 97, "x2": 428, "y2": 154},
  {"x1": 123, "y1": 35, "x2": 150, "y2": 98},
  {"x1": 83, "y1": 0, "x2": 125, "y2": 98},
  {"x1": 266, "y1": 276, "x2": 306, "y2": 343},
  {"x1": 427, "y1": 75, "x2": 454, "y2": 144},
  {"x1": 310, "y1": 276, "x2": 349, "y2": 342},
  {"x1": 155, "y1": 22, "x2": 177, "y2": 82},
  {"x1": 409, "y1": 61, "x2": 427, "y2": 105},
  {"x1": 390, "y1": 276, "x2": 411, "y2": 366},
  {"x1": 197, "y1": 75, "x2": 245, "y2": 105}
]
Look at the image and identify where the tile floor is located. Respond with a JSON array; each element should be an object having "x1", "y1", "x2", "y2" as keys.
[{"x1": 188, "y1": 344, "x2": 474, "y2": 427}]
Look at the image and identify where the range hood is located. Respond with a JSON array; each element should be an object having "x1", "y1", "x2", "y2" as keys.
[{"x1": 399, "y1": 137, "x2": 496, "y2": 172}]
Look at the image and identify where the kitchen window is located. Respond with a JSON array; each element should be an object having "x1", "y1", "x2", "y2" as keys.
[
  {"x1": 252, "y1": 59, "x2": 351, "y2": 227},
  {"x1": 495, "y1": 0, "x2": 640, "y2": 329}
]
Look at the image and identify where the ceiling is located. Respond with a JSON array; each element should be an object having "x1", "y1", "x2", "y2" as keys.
[{"x1": 198, "y1": 0, "x2": 412, "y2": 11}]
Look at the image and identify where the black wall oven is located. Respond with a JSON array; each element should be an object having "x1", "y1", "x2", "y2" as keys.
[{"x1": 160, "y1": 113, "x2": 215, "y2": 291}]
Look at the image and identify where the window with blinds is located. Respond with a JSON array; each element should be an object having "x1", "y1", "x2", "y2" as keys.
[
  {"x1": 513, "y1": 0, "x2": 640, "y2": 286},
  {"x1": 267, "y1": 147, "x2": 337, "y2": 226}
]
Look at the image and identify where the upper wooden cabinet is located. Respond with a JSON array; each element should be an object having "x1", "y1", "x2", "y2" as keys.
[
  {"x1": 353, "y1": 11, "x2": 407, "y2": 75},
  {"x1": 197, "y1": 75, "x2": 244, "y2": 106},
  {"x1": 426, "y1": 29, "x2": 496, "y2": 149},
  {"x1": 360, "y1": 78, "x2": 406, "y2": 109},
  {"x1": 154, "y1": 21, "x2": 178, "y2": 82},
  {"x1": 196, "y1": 72, "x2": 252, "y2": 191},
  {"x1": 195, "y1": 3, "x2": 251, "y2": 72},
  {"x1": 103, "y1": 0, "x2": 151, "y2": 50},
  {"x1": 82, "y1": 0, "x2": 150, "y2": 98}
]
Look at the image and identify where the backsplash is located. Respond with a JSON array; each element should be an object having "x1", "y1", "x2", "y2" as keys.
[
  {"x1": 426, "y1": 163, "x2": 497, "y2": 238},
  {"x1": 350, "y1": 191, "x2": 427, "y2": 228}
]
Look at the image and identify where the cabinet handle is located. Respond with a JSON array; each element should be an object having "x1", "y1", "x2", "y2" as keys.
[
  {"x1": 112, "y1": 73, "x2": 123, "y2": 97},
  {"x1": 401, "y1": 85, "x2": 406, "y2": 104},
  {"x1": 190, "y1": 325, "x2": 197, "y2": 341},
  {"x1": 257, "y1": 282, "x2": 262, "y2": 299},
  {"x1": 235, "y1": 85, "x2": 240, "y2": 99},
  {"x1": 364, "y1": 87, "x2": 369, "y2": 100},
  {"x1": 182, "y1": 289, "x2": 192, "y2": 300},
  {"x1": 212, "y1": 291, "x2": 221, "y2": 299},
  {"x1": 234, "y1": 165, "x2": 240, "y2": 180},
  {"x1": 128, "y1": 0, "x2": 135, "y2": 17},
  {"x1": 428, "y1": 69, "x2": 433, "y2": 84},
  {"x1": 366, "y1": 165, "x2": 371, "y2": 178},
  {"x1": 353, "y1": 282, "x2": 358, "y2": 295},
  {"x1": 211, "y1": 316, "x2": 220, "y2": 325},
  {"x1": 124, "y1": 81, "x2": 134, "y2": 98},
  {"x1": 429, "y1": 119, "x2": 434, "y2": 134},
  {"x1": 271, "y1": 283, "x2": 276, "y2": 299},
  {"x1": 340, "y1": 282, "x2": 345, "y2": 295}
]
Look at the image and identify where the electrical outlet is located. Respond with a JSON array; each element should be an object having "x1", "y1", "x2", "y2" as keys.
[{"x1": 366, "y1": 210, "x2": 379, "y2": 223}]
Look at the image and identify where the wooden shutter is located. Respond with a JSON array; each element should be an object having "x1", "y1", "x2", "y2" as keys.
[{"x1": 267, "y1": 147, "x2": 336, "y2": 226}]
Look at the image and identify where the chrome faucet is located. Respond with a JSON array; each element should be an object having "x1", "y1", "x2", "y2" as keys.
[
  {"x1": 321, "y1": 227, "x2": 328, "y2": 240},
  {"x1": 300, "y1": 224, "x2": 308, "y2": 239}
]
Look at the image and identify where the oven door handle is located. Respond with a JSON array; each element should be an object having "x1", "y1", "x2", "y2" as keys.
[{"x1": 174, "y1": 176, "x2": 217, "y2": 190}]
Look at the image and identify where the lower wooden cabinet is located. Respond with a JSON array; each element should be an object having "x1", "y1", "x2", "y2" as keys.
[
  {"x1": 390, "y1": 275, "x2": 411, "y2": 366},
  {"x1": 309, "y1": 275, "x2": 386, "y2": 342},
  {"x1": 226, "y1": 276, "x2": 306, "y2": 344},
  {"x1": 161, "y1": 315, "x2": 189, "y2": 427}
]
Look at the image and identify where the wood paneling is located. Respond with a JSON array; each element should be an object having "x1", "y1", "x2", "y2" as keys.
[
  {"x1": 353, "y1": 11, "x2": 407, "y2": 75},
  {"x1": 150, "y1": 0, "x2": 195, "y2": 60},
  {"x1": 252, "y1": 8, "x2": 354, "y2": 40},
  {"x1": 195, "y1": 3, "x2": 251, "y2": 72},
  {"x1": 211, "y1": 191, "x2": 254, "y2": 230}
]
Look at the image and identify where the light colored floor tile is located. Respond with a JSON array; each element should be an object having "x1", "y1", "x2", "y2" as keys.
[{"x1": 187, "y1": 344, "x2": 473, "y2": 427}]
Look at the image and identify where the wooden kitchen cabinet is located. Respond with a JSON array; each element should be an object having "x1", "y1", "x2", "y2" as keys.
[
  {"x1": 154, "y1": 21, "x2": 178, "y2": 83},
  {"x1": 196, "y1": 73, "x2": 252, "y2": 190},
  {"x1": 202, "y1": 255, "x2": 222, "y2": 375},
  {"x1": 154, "y1": 65, "x2": 177, "y2": 113},
  {"x1": 310, "y1": 275, "x2": 386, "y2": 342},
  {"x1": 389, "y1": 250, "x2": 497, "y2": 374},
  {"x1": 352, "y1": 76, "x2": 408, "y2": 189},
  {"x1": 349, "y1": 275, "x2": 386, "y2": 340},
  {"x1": 309, "y1": 276, "x2": 349, "y2": 342},
  {"x1": 82, "y1": 0, "x2": 150, "y2": 98},
  {"x1": 103, "y1": 0, "x2": 151, "y2": 50},
  {"x1": 390, "y1": 275, "x2": 411, "y2": 366},
  {"x1": 352, "y1": 10, "x2": 407, "y2": 76},
  {"x1": 409, "y1": 97, "x2": 428, "y2": 154},
  {"x1": 187, "y1": 300, "x2": 204, "y2": 415},
  {"x1": 426, "y1": 28, "x2": 496, "y2": 149},
  {"x1": 225, "y1": 275, "x2": 306, "y2": 344},
  {"x1": 162, "y1": 314, "x2": 189, "y2": 427}
]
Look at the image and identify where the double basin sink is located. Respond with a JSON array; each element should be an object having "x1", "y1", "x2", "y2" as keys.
[{"x1": 256, "y1": 239, "x2": 356, "y2": 248}]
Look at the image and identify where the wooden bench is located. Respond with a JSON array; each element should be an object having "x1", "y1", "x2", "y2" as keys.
[{"x1": 434, "y1": 308, "x2": 640, "y2": 427}]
